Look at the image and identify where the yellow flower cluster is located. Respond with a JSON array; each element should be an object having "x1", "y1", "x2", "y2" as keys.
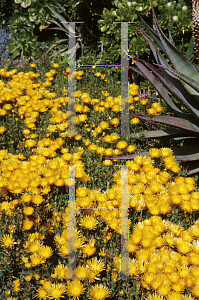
[
  {"x1": 0, "y1": 148, "x2": 89, "y2": 196},
  {"x1": 147, "y1": 102, "x2": 164, "y2": 115},
  {"x1": 22, "y1": 232, "x2": 53, "y2": 268},
  {"x1": 114, "y1": 216, "x2": 199, "y2": 298}
]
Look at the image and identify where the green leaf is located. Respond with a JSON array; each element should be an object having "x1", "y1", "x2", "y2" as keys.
[
  {"x1": 9, "y1": 44, "x2": 20, "y2": 53},
  {"x1": 25, "y1": 0, "x2": 31, "y2": 5},
  {"x1": 136, "y1": 14, "x2": 167, "y2": 56},
  {"x1": 187, "y1": 167, "x2": 199, "y2": 175},
  {"x1": 129, "y1": 113, "x2": 199, "y2": 133},
  {"x1": 142, "y1": 60, "x2": 199, "y2": 119},
  {"x1": 130, "y1": 128, "x2": 193, "y2": 138},
  {"x1": 154, "y1": 63, "x2": 199, "y2": 97},
  {"x1": 174, "y1": 144, "x2": 199, "y2": 161},
  {"x1": 186, "y1": 35, "x2": 195, "y2": 60},
  {"x1": 132, "y1": 58, "x2": 187, "y2": 118},
  {"x1": 48, "y1": 46, "x2": 68, "y2": 59},
  {"x1": 12, "y1": 50, "x2": 20, "y2": 59},
  {"x1": 44, "y1": 1, "x2": 79, "y2": 38},
  {"x1": 44, "y1": 39, "x2": 68, "y2": 55},
  {"x1": 151, "y1": 5, "x2": 199, "y2": 96}
]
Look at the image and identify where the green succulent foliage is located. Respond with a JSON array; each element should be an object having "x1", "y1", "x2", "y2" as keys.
[
  {"x1": 7, "y1": 6, "x2": 41, "y2": 59},
  {"x1": 14, "y1": 0, "x2": 31, "y2": 8},
  {"x1": 43, "y1": 2, "x2": 83, "y2": 60},
  {"x1": 96, "y1": 0, "x2": 193, "y2": 65},
  {"x1": 106, "y1": 3, "x2": 199, "y2": 175}
]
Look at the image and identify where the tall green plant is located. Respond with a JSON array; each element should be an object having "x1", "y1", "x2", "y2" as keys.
[
  {"x1": 106, "y1": 2, "x2": 199, "y2": 175},
  {"x1": 43, "y1": 2, "x2": 83, "y2": 59}
]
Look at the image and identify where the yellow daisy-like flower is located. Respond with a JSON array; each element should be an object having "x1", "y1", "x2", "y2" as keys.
[
  {"x1": 89, "y1": 284, "x2": 111, "y2": 300},
  {"x1": 31, "y1": 195, "x2": 44, "y2": 206},
  {"x1": 0, "y1": 126, "x2": 6, "y2": 134},
  {"x1": 66, "y1": 279, "x2": 86, "y2": 299},
  {"x1": 99, "y1": 121, "x2": 109, "y2": 130},
  {"x1": 23, "y1": 206, "x2": 34, "y2": 216},
  {"x1": 53, "y1": 63, "x2": 59, "y2": 68},
  {"x1": 161, "y1": 147, "x2": 173, "y2": 157},
  {"x1": 82, "y1": 244, "x2": 96, "y2": 257},
  {"x1": 103, "y1": 160, "x2": 113, "y2": 166},
  {"x1": 147, "y1": 293, "x2": 164, "y2": 300},
  {"x1": 47, "y1": 283, "x2": 67, "y2": 299},
  {"x1": 126, "y1": 145, "x2": 136, "y2": 153},
  {"x1": 1, "y1": 234, "x2": 15, "y2": 248},
  {"x1": 116, "y1": 141, "x2": 128, "y2": 149},
  {"x1": 38, "y1": 245, "x2": 53, "y2": 259},
  {"x1": 30, "y1": 64, "x2": 36, "y2": 67},
  {"x1": 95, "y1": 72, "x2": 101, "y2": 77},
  {"x1": 86, "y1": 257, "x2": 105, "y2": 274},
  {"x1": 131, "y1": 117, "x2": 140, "y2": 125},
  {"x1": 36, "y1": 287, "x2": 48, "y2": 299},
  {"x1": 149, "y1": 148, "x2": 161, "y2": 158},
  {"x1": 80, "y1": 215, "x2": 98, "y2": 230},
  {"x1": 23, "y1": 219, "x2": 34, "y2": 230}
]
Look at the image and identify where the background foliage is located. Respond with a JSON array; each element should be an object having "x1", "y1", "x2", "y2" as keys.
[{"x1": 0, "y1": 0, "x2": 194, "y2": 65}]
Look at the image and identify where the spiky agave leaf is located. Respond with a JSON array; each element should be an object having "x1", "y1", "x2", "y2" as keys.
[
  {"x1": 44, "y1": 2, "x2": 83, "y2": 59},
  {"x1": 107, "y1": 1, "x2": 199, "y2": 174}
]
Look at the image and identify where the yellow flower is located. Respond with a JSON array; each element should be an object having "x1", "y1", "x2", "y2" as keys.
[
  {"x1": 99, "y1": 121, "x2": 109, "y2": 130},
  {"x1": 36, "y1": 287, "x2": 48, "y2": 300},
  {"x1": 116, "y1": 141, "x2": 128, "y2": 149},
  {"x1": 30, "y1": 64, "x2": 36, "y2": 67},
  {"x1": 21, "y1": 193, "x2": 32, "y2": 203},
  {"x1": 95, "y1": 72, "x2": 101, "y2": 77},
  {"x1": 25, "y1": 140, "x2": 36, "y2": 148},
  {"x1": 89, "y1": 284, "x2": 111, "y2": 300},
  {"x1": 88, "y1": 144, "x2": 98, "y2": 151},
  {"x1": 104, "y1": 148, "x2": 113, "y2": 156},
  {"x1": 38, "y1": 245, "x2": 53, "y2": 259},
  {"x1": 23, "y1": 206, "x2": 34, "y2": 216},
  {"x1": 80, "y1": 215, "x2": 98, "y2": 230},
  {"x1": 1, "y1": 234, "x2": 15, "y2": 248},
  {"x1": 147, "y1": 293, "x2": 164, "y2": 300},
  {"x1": 66, "y1": 279, "x2": 86, "y2": 298},
  {"x1": 103, "y1": 160, "x2": 113, "y2": 166},
  {"x1": 131, "y1": 117, "x2": 140, "y2": 125},
  {"x1": 133, "y1": 96, "x2": 140, "y2": 102},
  {"x1": 103, "y1": 135, "x2": 112, "y2": 143},
  {"x1": 170, "y1": 163, "x2": 181, "y2": 173},
  {"x1": 24, "y1": 274, "x2": 33, "y2": 281},
  {"x1": 141, "y1": 99, "x2": 148, "y2": 105},
  {"x1": 3, "y1": 103, "x2": 12, "y2": 110},
  {"x1": 149, "y1": 148, "x2": 161, "y2": 157},
  {"x1": 13, "y1": 279, "x2": 21, "y2": 292},
  {"x1": 31, "y1": 195, "x2": 44, "y2": 206},
  {"x1": 111, "y1": 104, "x2": 120, "y2": 112},
  {"x1": 82, "y1": 243, "x2": 96, "y2": 257},
  {"x1": 23, "y1": 219, "x2": 34, "y2": 230},
  {"x1": 0, "y1": 126, "x2": 6, "y2": 134},
  {"x1": 53, "y1": 63, "x2": 59, "y2": 68},
  {"x1": 77, "y1": 70, "x2": 84, "y2": 76},
  {"x1": 161, "y1": 148, "x2": 173, "y2": 157}
]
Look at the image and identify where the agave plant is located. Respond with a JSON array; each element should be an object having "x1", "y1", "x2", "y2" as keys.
[
  {"x1": 43, "y1": 1, "x2": 83, "y2": 60},
  {"x1": 106, "y1": 2, "x2": 199, "y2": 175}
]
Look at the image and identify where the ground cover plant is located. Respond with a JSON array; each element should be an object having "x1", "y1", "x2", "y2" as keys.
[{"x1": 1, "y1": 53, "x2": 199, "y2": 300}]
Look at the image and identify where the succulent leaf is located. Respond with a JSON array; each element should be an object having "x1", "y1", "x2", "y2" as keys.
[
  {"x1": 151, "y1": 4, "x2": 199, "y2": 95},
  {"x1": 130, "y1": 113, "x2": 199, "y2": 133},
  {"x1": 130, "y1": 128, "x2": 196, "y2": 139}
]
